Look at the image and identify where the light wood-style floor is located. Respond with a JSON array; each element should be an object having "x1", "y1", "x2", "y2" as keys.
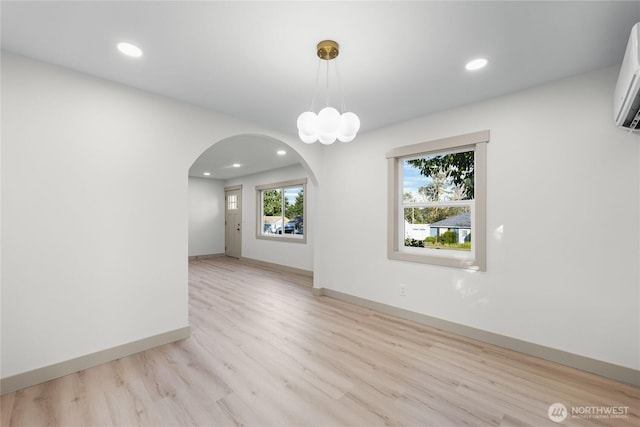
[{"x1": 2, "y1": 257, "x2": 638, "y2": 426}]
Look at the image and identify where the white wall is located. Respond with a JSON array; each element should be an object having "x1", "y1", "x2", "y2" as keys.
[
  {"x1": 225, "y1": 164, "x2": 315, "y2": 272},
  {"x1": 315, "y1": 66, "x2": 640, "y2": 370},
  {"x1": 188, "y1": 177, "x2": 225, "y2": 256},
  {"x1": 0, "y1": 52, "x2": 322, "y2": 379}
]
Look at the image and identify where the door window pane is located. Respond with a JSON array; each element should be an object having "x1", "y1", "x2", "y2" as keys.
[{"x1": 227, "y1": 194, "x2": 238, "y2": 210}]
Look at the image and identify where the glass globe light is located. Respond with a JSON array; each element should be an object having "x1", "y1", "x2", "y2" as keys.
[
  {"x1": 318, "y1": 132, "x2": 338, "y2": 145},
  {"x1": 338, "y1": 134, "x2": 356, "y2": 143},
  {"x1": 317, "y1": 107, "x2": 341, "y2": 135},
  {"x1": 299, "y1": 132, "x2": 318, "y2": 144},
  {"x1": 297, "y1": 111, "x2": 318, "y2": 136},
  {"x1": 337, "y1": 112, "x2": 360, "y2": 142}
]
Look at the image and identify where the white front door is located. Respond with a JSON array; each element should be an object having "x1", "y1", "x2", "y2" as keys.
[{"x1": 225, "y1": 188, "x2": 242, "y2": 258}]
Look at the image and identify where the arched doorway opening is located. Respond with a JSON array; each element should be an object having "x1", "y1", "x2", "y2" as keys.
[{"x1": 187, "y1": 133, "x2": 319, "y2": 272}]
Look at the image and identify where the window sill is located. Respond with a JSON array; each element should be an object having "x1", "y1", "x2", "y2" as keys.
[
  {"x1": 388, "y1": 249, "x2": 484, "y2": 271},
  {"x1": 256, "y1": 234, "x2": 307, "y2": 244}
]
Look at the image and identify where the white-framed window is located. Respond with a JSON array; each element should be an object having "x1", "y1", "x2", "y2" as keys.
[
  {"x1": 387, "y1": 130, "x2": 489, "y2": 270},
  {"x1": 256, "y1": 178, "x2": 306, "y2": 243}
]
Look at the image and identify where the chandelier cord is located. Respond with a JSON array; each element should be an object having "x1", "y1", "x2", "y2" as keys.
[
  {"x1": 310, "y1": 58, "x2": 322, "y2": 112},
  {"x1": 335, "y1": 59, "x2": 346, "y2": 113},
  {"x1": 324, "y1": 58, "x2": 331, "y2": 108}
]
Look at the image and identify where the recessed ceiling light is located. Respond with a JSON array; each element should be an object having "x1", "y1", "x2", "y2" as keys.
[
  {"x1": 117, "y1": 42, "x2": 143, "y2": 58},
  {"x1": 277, "y1": 150, "x2": 286, "y2": 156},
  {"x1": 203, "y1": 172, "x2": 211, "y2": 176},
  {"x1": 232, "y1": 163, "x2": 241, "y2": 168},
  {"x1": 465, "y1": 58, "x2": 488, "y2": 71}
]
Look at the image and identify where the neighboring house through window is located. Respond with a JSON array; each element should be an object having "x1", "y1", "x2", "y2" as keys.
[
  {"x1": 387, "y1": 130, "x2": 489, "y2": 270},
  {"x1": 256, "y1": 178, "x2": 306, "y2": 243}
]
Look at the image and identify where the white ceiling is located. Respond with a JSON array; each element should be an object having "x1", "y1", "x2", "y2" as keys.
[
  {"x1": 2, "y1": 1, "x2": 639, "y2": 179},
  {"x1": 190, "y1": 134, "x2": 301, "y2": 180}
]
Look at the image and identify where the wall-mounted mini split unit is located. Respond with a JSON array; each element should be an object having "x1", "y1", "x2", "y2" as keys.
[{"x1": 614, "y1": 22, "x2": 640, "y2": 132}]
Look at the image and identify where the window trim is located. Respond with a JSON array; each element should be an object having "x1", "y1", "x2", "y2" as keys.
[
  {"x1": 387, "y1": 130, "x2": 489, "y2": 271},
  {"x1": 255, "y1": 178, "x2": 307, "y2": 244}
]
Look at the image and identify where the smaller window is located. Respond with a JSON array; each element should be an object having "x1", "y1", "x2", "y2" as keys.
[{"x1": 256, "y1": 178, "x2": 306, "y2": 243}]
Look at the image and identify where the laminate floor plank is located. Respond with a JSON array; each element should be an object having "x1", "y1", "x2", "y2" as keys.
[
  {"x1": 1, "y1": 256, "x2": 638, "y2": 426},
  {"x1": 0, "y1": 393, "x2": 14, "y2": 426}
]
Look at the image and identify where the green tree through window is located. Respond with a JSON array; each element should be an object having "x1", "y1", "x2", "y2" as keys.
[
  {"x1": 286, "y1": 189, "x2": 304, "y2": 219},
  {"x1": 407, "y1": 151, "x2": 474, "y2": 199},
  {"x1": 403, "y1": 150, "x2": 474, "y2": 252},
  {"x1": 262, "y1": 189, "x2": 282, "y2": 216}
]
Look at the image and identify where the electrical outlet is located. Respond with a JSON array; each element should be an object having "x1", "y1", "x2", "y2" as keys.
[{"x1": 400, "y1": 285, "x2": 407, "y2": 296}]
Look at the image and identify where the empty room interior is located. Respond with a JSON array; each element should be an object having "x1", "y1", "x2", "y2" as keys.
[{"x1": 2, "y1": 1, "x2": 640, "y2": 426}]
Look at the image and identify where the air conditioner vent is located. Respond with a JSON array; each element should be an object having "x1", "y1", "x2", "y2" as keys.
[{"x1": 614, "y1": 22, "x2": 640, "y2": 133}]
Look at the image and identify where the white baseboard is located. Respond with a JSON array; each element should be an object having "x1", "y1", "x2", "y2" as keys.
[
  {"x1": 0, "y1": 326, "x2": 191, "y2": 395},
  {"x1": 313, "y1": 287, "x2": 640, "y2": 387},
  {"x1": 188, "y1": 253, "x2": 225, "y2": 261},
  {"x1": 239, "y1": 256, "x2": 313, "y2": 279},
  {"x1": 190, "y1": 255, "x2": 313, "y2": 279}
]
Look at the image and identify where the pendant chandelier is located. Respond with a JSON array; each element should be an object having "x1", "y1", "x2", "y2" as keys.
[{"x1": 297, "y1": 40, "x2": 360, "y2": 144}]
